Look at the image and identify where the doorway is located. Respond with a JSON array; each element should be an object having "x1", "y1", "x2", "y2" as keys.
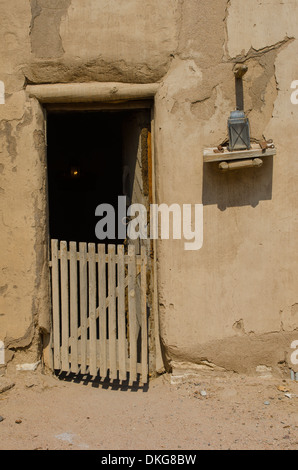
[
  {"x1": 46, "y1": 107, "x2": 152, "y2": 384},
  {"x1": 47, "y1": 109, "x2": 151, "y2": 244}
]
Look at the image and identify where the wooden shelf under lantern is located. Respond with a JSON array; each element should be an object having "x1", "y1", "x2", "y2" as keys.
[{"x1": 203, "y1": 143, "x2": 276, "y2": 171}]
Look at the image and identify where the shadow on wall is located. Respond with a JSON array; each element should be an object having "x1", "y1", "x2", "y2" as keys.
[{"x1": 202, "y1": 156, "x2": 273, "y2": 211}]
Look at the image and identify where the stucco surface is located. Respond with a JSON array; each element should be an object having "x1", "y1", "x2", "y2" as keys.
[
  {"x1": 25, "y1": 0, "x2": 180, "y2": 84},
  {"x1": 0, "y1": 0, "x2": 297, "y2": 374},
  {"x1": 226, "y1": 0, "x2": 296, "y2": 58},
  {"x1": 152, "y1": 0, "x2": 298, "y2": 374}
]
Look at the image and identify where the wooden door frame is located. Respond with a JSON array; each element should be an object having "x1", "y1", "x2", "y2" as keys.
[{"x1": 27, "y1": 82, "x2": 163, "y2": 375}]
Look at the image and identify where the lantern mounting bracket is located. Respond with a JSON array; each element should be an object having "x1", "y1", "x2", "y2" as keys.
[{"x1": 203, "y1": 143, "x2": 276, "y2": 170}]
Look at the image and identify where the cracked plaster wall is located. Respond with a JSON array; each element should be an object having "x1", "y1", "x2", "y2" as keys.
[
  {"x1": 0, "y1": 0, "x2": 297, "y2": 374},
  {"x1": 155, "y1": 0, "x2": 298, "y2": 374}
]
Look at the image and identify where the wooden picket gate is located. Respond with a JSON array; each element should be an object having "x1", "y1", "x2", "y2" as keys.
[{"x1": 49, "y1": 240, "x2": 149, "y2": 384}]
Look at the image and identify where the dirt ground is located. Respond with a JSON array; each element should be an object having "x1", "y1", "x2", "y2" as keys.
[{"x1": 0, "y1": 369, "x2": 297, "y2": 451}]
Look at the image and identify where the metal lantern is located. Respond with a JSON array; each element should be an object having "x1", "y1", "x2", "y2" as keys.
[
  {"x1": 228, "y1": 64, "x2": 251, "y2": 152},
  {"x1": 228, "y1": 109, "x2": 251, "y2": 151}
]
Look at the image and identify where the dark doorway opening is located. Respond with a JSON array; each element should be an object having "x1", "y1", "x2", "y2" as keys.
[
  {"x1": 46, "y1": 109, "x2": 151, "y2": 245},
  {"x1": 46, "y1": 106, "x2": 154, "y2": 382}
]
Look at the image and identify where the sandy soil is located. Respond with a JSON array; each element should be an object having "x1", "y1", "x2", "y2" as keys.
[{"x1": 0, "y1": 370, "x2": 297, "y2": 450}]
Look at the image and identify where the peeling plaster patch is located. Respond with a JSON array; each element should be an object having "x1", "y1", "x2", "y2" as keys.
[
  {"x1": 256, "y1": 365, "x2": 272, "y2": 378},
  {"x1": 0, "y1": 285, "x2": 8, "y2": 296},
  {"x1": 30, "y1": 0, "x2": 42, "y2": 30},
  {"x1": 27, "y1": 0, "x2": 179, "y2": 82},
  {"x1": 227, "y1": 37, "x2": 294, "y2": 63},
  {"x1": 16, "y1": 361, "x2": 40, "y2": 371},
  {"x1": 177, "y1": 0, "x2": 227, "y2": 66},
  {"x1": 16, "y1": 109, "x2": 34, "y2": 133},
  {"x1": 33, "y1": 130, "x2": 46, "y2": 157},
  {"x1": 5, "y1": 323, "x2": 35, "y2": 352},
  {"x1": 170, "y1": 360, "x2": 227, "y2": 383},
  {"x1": 0, "y1": 122, "x2": 17, "y2": 163},
  {"x1": 23, "y1": 56, "x2": 169, "y2": 85},
  {"x1": 233, "y1": 319, "x2": 246, "y2": 335},
  {"x1": 162, "y1": 58, "x2": 203, "y2": 99},
  {"x1": 226, "y1": 0, "x2": 296, "y2": 58},
  {"x1": 60, "y1": 0, "x2": 179, "y2": 63},
  {"x1": 190, "y1": 86, "x2": 218, "y2": 121},
  {"x1": 5, "y1": 325, "x2": 43, "y2": 368},
  {"x1": 30, "y1": 0, "x2": 71, "y2": 58},
  {"x1": 223, "y1": 0, "x2": 231, "y2": 59},
  {"x1": 279, "y1": 304, "x2": 298, "y2": 333},
  {"x1": 246, "y1": 52, "x2": 277, "y2": 113},
  {"x1": 166, "y1": 331, "x2": 295, "y2": 375},
  {"x1": 292, "y1": 304, "x2": 298, "y2": 316}
]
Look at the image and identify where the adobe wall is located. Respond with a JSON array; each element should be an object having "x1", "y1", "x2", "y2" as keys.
[{"x1": 0, "y1": 0, "x2": 297, "y2": 375}]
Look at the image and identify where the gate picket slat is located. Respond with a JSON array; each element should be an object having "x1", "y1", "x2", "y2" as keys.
[
  {"x1": 128, "y1": 245, "x2": 137, "y2": 384},
  {"x1": 141, "y1": 246, "x2": 148, "y2": 384},
  {"x1": 51, "y1": 239, "x2": 60, "y2": 370},
  {"x1": 108, "y1": 245, "x2": 117, "y2": 380},
  {"x1": 98, "y1": 244, "x2": 107, "y2": 379},
  {"x1": 60, "y1": 241, "x2": 69, "y2": 372},
  {"x1": 79, "y1": 243, "x2": 88, "y2": 375},
  {"x1": 117, "y1": 245, "x2": 127, "y2": 382},
  {"x1": 88, "y1": 243, "x2": 97, "y2": 377},
  {"x1": 69, "y1": 242, "x2": 78, "y2": 374}
]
